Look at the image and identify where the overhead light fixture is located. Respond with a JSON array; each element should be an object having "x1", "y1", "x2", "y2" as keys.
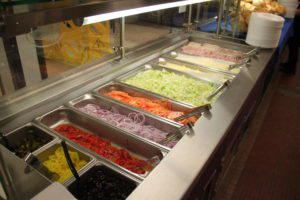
[{"x1": 83, "y1": 0, "x2": 210, "y2": 25}]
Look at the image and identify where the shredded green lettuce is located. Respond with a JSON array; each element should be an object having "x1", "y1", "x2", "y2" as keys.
[{"x1": 123, "y1": 69, "x2": 219, "y2": 106}]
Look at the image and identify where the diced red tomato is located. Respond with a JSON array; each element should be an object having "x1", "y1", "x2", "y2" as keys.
[{"x1": 54, "y1": 124, "x2": 152, "y2": 174}]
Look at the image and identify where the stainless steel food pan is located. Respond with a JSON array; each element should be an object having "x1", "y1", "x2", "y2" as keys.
[
  {"x1": 35, "y1": 107, "x2": 165, "y2": 179},
  {"x1": 33, "y1": 140, "x2": 94, "y2": 186},
  {"x1": 2, "y1": 123, "x2": 58, "y2": 158},
  {"x1": 68, "y1": 93, "x2": 183, "y2": 150},
  {"x1": 67, "y1": 161, "x2": 140, "y2": 199}
]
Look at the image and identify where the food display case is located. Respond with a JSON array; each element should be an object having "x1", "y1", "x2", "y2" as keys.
[{"x1": 0, "y1": 0, "x2": 276, "y2": 199}]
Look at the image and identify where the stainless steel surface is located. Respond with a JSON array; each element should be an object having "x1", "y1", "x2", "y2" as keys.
[
  {"x1": 174, "y1": 104, "x2": 212, "y2": 122},
  {"x1": 95, "y1": 81, "x2": 193, "y2": 124},
  {"x1": 33, "y1": 141, "x2": 94, "y2": 186},
  {"x1": 0, "y1": 145, "x2": 52, "y2": 200},
  {"x1": 162, "y1": 58, "x2": 225, "y2": 85},
  {"x1": 128, "y1": 46, "x2": 275, "y2": 200},
  {"x1": 164, "y1": 53, "x2": 237, "y2": 76},
  {"x1": 3, "y1": 123, "x2": 58, "y2": 158},
  {"x1": 67, "y1": 93, "x2": 183, "y2": 151},
  {"x1": 35, "y1": 106, "x2": 165, "y2": 179},
  {"x1": 187, "y1": 4, "x2": 193, "y2": 33},
  {"x1": 228, "y1": 58, "x2": 250, "y2": 70},
  {"x1": 207, "y1": 80, "x2": 231, "y2": 101},
  {"x1": 154, "y1": 57, "x2": 227, "y2": 84},
  {"x1": 0, "y1": 31, "x2": 276, "y2": 200},
  {"x1": 23, "y1": 152, "x2": 59, "y2": 182},
  {"x1": 120, "y1": 17, "x2": 126, "y2": 59},
  {"x1": 157, "y1": 56, "x2": 235, "y2": 81},
  {"x1": 164, "y1": 37, "x2": 255, "y2": 75},
  {"x1": 194, "y1": 3, "x2": 201, "y2": 25},
  {"x1": 246, "y1": 47, "x2": 260, "y2": 57},
  {"x1": 0, "y1": 145, "x2": 17, "y2": 200}
]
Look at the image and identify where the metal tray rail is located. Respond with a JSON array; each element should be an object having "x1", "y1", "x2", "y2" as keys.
[
  {"x1": 93, "y1": 82, "x2": 199, "y2": 126},
  {"x1": 66, "y1": 93, "x2": 183, "y2": 151},
  {"x1": 31, "y1": 140, "x2": 95, "y2": 186},
  {"x1": 2, "y1": 123, "x2": 59, "y2": 158},
  {"x1": 34, "y1": 106, "x2": 166, "y2": 180},
  {"x1": 67, "y1": 161, "x2": 140, "y2": 197}
]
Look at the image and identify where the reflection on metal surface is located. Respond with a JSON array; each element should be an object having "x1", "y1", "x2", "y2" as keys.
[
  {"x1": 228, "y1": 58, "x2": 250, "y2": 70},
  {"x1": 0, "y1": 145, "x2": 51, "y2": 200}
]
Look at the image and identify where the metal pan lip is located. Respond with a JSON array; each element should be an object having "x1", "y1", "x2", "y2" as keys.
[
  {"x1": 156, "y1": 56, "x2": 236, "y2": 82},
  {"x1": 66, "y1": 93, "x2": 180, "y2": 152},
  {"x1": 92, "y1": 82, "x2": 190, "y2": 126},
  {"x1": 31, "y1": 138, "x2": 96, "y2": 187},
  {"x1": 164, "y1": 50, "x2": 238, "y2": 75},
  {"x1": 3, "y1": 122, "x2": 60, "y2": 158},
  {"x1": 34, "y1": 106, "x2": 166, "y2": 180}
]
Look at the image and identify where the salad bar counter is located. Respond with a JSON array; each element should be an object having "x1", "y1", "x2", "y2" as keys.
[{"x1": 0, "y1": 31, "x2": 275, "y2": 200}]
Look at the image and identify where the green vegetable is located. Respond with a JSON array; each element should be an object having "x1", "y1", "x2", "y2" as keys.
[{"x1": 123, "y1": 69, "x2": 219, "y2": 106}]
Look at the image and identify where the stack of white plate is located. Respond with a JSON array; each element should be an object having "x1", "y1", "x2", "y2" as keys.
[
  {"x1": 279, "y1": 0, "x2": 299, "y2": 18},
  {"x1": 246, "y1": 12, "x2": 285, "y2": 48}
]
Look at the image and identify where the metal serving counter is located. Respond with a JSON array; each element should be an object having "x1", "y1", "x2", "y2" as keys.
[{"x1": 0, "y1": 31, "x2": 275, "y2": 200}]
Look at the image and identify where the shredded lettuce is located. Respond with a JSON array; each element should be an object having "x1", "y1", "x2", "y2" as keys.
[{"x1": 123, "y1": 69, "x2": 219, "y2": 106}]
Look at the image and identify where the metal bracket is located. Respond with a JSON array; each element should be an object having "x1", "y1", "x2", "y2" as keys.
[
  {"x1": 207, "y1": 80, "x2": 231, "y2": 101},
  {"x1": 228, "y1": 58, "x2": 250, "y2": 70},
  {"x1": 246, "y1": 47, "x2": 260, "y2": 57},
  {"x1": 187, "y1": 122, "x2": 195, "y2": 134},
  {"x1": 160, "y1": 123, "x2": 195, "y2": 146},
  {"x1": 113, "y1": 17, "x2": 126, "y2": 59},
  {"x1": 183, "y1": 4, "x2": 193, "y2": 33},
  {"x1": 216, "y1": 0, "x2": 225, "y2": 37},
  {"x1": 174, "y1": 104, "x2": 212, "y2": 122}
]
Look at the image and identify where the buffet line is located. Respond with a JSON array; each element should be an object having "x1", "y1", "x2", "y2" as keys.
[{"x1": 0, "y1": 38, "x2": 256, "y2": 199}]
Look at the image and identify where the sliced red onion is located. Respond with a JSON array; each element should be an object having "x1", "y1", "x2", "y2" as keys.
[{"x1": 78, "y1": 104, "x2": 179, "y2": 148}]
